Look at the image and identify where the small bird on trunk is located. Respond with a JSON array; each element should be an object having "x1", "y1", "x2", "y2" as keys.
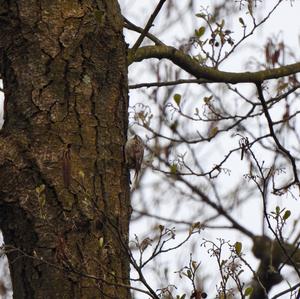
[{"x1": 125, "y1": 135, "x2": 144, "y2": 185}]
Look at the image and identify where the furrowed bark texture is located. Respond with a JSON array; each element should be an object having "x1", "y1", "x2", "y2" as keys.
[{"x1": 0, "y1": 0, "x2": 131, "y2": 298}]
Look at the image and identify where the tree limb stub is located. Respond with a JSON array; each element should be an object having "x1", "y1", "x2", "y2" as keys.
[
  {"x1": 253, "y1": 236, "x2": 300, "y2": 268},
  {"x1": 129, "y1": 45, "x2": 300, "y2": 84}
]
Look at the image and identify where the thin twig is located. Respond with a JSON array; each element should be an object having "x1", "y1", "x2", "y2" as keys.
[
  {"x1": 104, "y1": 214, "x2": 161, "y2": 299},
  {"x1": 131, "y1": 0, "x2": 167, "y2": 53},
  {"x1": 271, "y1": 282, "x2": 300, "y2": 299},
  {"x1": 133, "y1": 209, "x2": 192, "y2": 225},
  {"x1": 129, "y1": 78, "x2": 210, "y2": 89},
  {"x1": 177, "y1": 175, "x2": 255, "y2": 240},
  {"x1": 3, "y1": 245, "x2": 152, "y2": 297},
  {"x1": 256, "y1": 82, "x2": 299, "y2": 187},
  {"x1": 248, "y1": 146, "x2": 300, "y2": 279},
  {"x1": 218, "y1": 0, "x2": 284, "y2": 66},
  {"x1": 123, "y1": 17, "x2": 164, "y2": 46}
]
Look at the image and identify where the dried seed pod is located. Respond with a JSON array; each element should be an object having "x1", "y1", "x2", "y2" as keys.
[{"x1": 62, "y1": 144, "x2": 71, "y2": 188}]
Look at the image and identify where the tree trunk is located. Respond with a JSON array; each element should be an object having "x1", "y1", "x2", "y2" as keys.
[{"x1": 0, "y1": 1, "x2": 131, "y2": 298}]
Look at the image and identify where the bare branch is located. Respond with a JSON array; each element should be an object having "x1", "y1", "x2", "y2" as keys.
[
  {"x1": 123, "y1": 17, "x2": 165, "y2": 46},
  {"x1": 271, "y1": 282, "x2": 300, "y2": 299},
  {"x1": 256, "y1": 82, "x2": 299, "y2": 188},
  {"x1": 129, "y1": 78, "x2": 210, "y2": 89},
  {"x1": 131, "y1": 0, "x2": 167, "y2": 53},
  {"x1": 129, "y1": 45, "x2": 300, "y2": 83}
]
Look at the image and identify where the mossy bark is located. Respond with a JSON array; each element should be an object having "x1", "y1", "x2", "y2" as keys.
[{"x1": 0, "y1": 0, "x2": 131, "y2": 298}]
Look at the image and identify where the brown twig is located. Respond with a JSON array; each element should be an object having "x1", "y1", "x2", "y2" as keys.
[
  {"x1": 255, "y1": 82, "x2": 299, "y2": 187},
  {"x1": 248, "y1": 146, "x2": 300, "y2": 279},
  {"x1": 123, "y1": 17, "x2": 164, "y2": 46},
  {"x1": 131, "y1": 0, "x2": 167, "y2": 53},
  {"x1": 129, "y1": 78, "x2": 210, "y2": 89}
]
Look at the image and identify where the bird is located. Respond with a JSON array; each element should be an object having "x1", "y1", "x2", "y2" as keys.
[{"x1": 125, "y1": 134, "x2": 144, "y2": 184}]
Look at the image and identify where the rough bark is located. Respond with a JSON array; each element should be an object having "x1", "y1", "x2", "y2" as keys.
[{"x1": 0, "y1": 1, "x2": 131, "y2": 298}]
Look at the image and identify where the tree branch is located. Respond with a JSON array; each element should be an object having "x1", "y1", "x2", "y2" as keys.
[
  {"x1": 129, "y1": 78, "x2": 210, "y2": 89},
  {"x1": 256, "y1": 82, "x2": 299, "y2": 187},
  {"x1": 131, "y1": 0, "x2": 167, "y2": 53},
  {"x1": 177, "y1": 176, "x2": 255, "y2": 240},
  {"x1": 271, "y1": 282, "x2": 300, "y2": 299},
  {"x1": 253, "y1": 236, "x2": 300, "y2": 270},
  {"x1": 123, "y1": 17, "x2": 165, "y2": 46},
  {"x1": 129, "y1": 45, "x2": 300, "y2": 83},
  {"x1": 251, "y1": 236, "x2": 300, "y2": 299}
]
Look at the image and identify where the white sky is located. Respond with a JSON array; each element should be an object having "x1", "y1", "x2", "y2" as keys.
[{"x1": 121, "y1": 1, "x2": 300, "y2": 298}]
